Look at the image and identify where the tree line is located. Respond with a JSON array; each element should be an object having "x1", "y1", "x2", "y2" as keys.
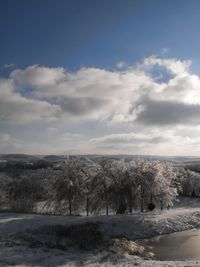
[{"x1": 0, "y1": 158, "x2": 199, "y2": 215}]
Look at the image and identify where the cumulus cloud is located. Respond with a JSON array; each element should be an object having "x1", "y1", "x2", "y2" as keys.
[
  {"x1": 88, "y1": 130, "x2": 200, "y2": 155},
  {"x1": 2, "y1": 55, "x2": 200, "y2": 155},
  {"x1": 90, "y1": 132, "x2": 168, "y2": 145},
  {"x1": 7, "y1": 55, "x2": 199, "y2": 128},
  {"x1": 59, "y1": 96, "x2": 110, "y2": 116},
  {"x1": 141, "y1": 56, "x2": 191, "y2": 75},
  {"x1": 135, "y1": 98, "x2": 200, "y2": 126},
  {"x1": 11, "y1": 65, "x2": 66, "y2": 88},
  {"x1": 0, "y1": 78, "x2": 61, "y2": 124}
]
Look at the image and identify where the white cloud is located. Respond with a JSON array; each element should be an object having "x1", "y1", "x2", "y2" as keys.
[
  {"x1": 142, "y1": 56, "x2": 191, "y2": 75},
  {"x1": 2, "y1": 56, "x2": 200, "y2": 155},
  {"x1": 8, "y1": 56, "x2": 197, "y2": 127},
  {"x1": 11, "y1": 65, "x2": 66, "y2": 88},
  {"x1": 116, "y1": 61, "x2": 126, "y2": 68},
  {"x1": 61, "y1": 132, "x2": 85, "y2": 140},
  {"x1": 9, "y1": 65, "x2": 152, "y2": 123},
  {"x1": 3, "y1": 63, "x2": 16, "y2": 69},
  {"x1": 90, "y1": 132, "x2": 168, "y2": 148},
  {"x1": 88, "y1": 130, "x2": 200, "y2": 156},
  {"x1": 0, "y1": 78, "x2": 61, "y2": 124}
]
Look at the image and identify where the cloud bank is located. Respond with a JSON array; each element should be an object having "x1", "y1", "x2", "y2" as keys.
[{"x1": 1, "y1": 56, "x2": 200, "y2": 155}]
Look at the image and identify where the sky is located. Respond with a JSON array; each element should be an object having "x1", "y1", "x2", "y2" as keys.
[{"x1": 1, "y1": 0, "x2": 200, "y2": 155}]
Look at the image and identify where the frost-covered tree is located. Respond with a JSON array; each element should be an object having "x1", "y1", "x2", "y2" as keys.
[
  {"x1": 2, "y1": 157, "x2": 180, "y2": 215},
  {"x1": 53, "y1": 159, "x2": 87, "y2": 215},
  {"x1": 7, "y1": 172, "x2": 44, "y2": 212},
  {"x1": 153, "y1": 162, "x2": 177, "y2": 210},
  {"x1": 180, "y1": 168, "x2": 200, "y2": 197},
  {"x1": 133, "y1": 160, "x2": 154, "y2": 212},
  {"x1": 90, "y1": 160, "x2": 114, "y2": 215},
  {"x1": 133, "y1": 160, "x2": 177, "y2": 211},
  {"x1": 106, "y1": 160, "x2": 135, "y2": 214},
  {"x1": 124, "y1": 161, "x2": 141, "y2": 212},
  {"x1": 80, "y1": 159, "x2": 99, "y2": 216},
  {"x1": 91, "y1": 160, "x2": 137, "y2": 214},
  {"x1": 0, "y1": 172, "x2": 11, "y2": 210}
]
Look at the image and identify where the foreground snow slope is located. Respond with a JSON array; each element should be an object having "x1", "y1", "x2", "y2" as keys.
[
  {"x1": 1, "y1": 198, "x2": 200, "y2": 239},
  {"x1": 1, "y1": 197, "x2": 200, "y2": 266}
]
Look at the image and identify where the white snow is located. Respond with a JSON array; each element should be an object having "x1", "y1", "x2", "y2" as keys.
[{"x1": 1, "y1": 197, "x2": 200, "y2": 266}]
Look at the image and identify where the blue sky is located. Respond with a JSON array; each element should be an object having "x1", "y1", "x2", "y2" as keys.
[
  {"x1": 1, "y1": 0, "x2": 200, "y2": 70},
  {"x1": 1, "y1": 0, "x2": 200, "y2": 155}
]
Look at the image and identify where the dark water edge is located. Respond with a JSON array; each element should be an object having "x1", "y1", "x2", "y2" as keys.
[{"x1": 139, "y1": 229, "x2": 200, "y2": 261}]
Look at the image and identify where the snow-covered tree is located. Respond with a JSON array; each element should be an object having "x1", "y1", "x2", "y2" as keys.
[
  {"x1": 90, "y1": 159, "x2": 115, "y2": 215},
  {"x1": 180, "y1": 168, "x2": 200, "y2": 197},
  {"x1": 133, "y1": 160, "x2": 177, "y2": 211},
  {"x1": 53, "y1": 159, "x2": 89, "y2": 215},
  {"x1": 153, "y1": 162, "x2": 177, "y2": 210},
  {"x1": 7, "y1": 171, "x2": 44, "y2": 212},
  {"x1": 79, "y1": 159, "x2": 99, "y2": 216},
  {"x1": 0, "y1": 172, "x2": 11, "y2": 210}
]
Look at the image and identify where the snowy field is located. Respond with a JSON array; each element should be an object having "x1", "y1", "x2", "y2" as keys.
[{"x1": 1, "y1": 197, "x2": 200, "y2": 266}]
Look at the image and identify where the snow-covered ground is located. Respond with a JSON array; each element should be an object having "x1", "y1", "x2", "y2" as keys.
[{"x1": 1, "y1": 197, "x2": 200, "y2": 266}]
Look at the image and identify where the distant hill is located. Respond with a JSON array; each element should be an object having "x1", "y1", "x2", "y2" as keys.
[{"x1": 1, "y1": 153, "x2": 200, "y2": 166}]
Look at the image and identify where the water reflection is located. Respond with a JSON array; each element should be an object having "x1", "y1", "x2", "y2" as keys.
[{"x1": 140, "y1": 229, "x2": 200, "y2": 260}]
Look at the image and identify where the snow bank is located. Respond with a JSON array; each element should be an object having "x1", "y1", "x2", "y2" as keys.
[{"x1": 1, "y1": 197, "x2": 200, "y2": 266}]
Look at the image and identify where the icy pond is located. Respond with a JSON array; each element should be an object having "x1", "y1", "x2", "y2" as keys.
[{"x1": 140, "y1": 229, "x2": 200, "y2": 261}]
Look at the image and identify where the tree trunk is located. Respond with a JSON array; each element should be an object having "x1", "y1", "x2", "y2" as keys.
[
  {"x1": 140, "y1": 204, "x2": 143, "y2": 212},
  {"x1": 106, "y1": 204, "x2": 109, "y2": 216},
  {"x1": 86, "y1": 194, "x2": 89, "y2": 216},
  {"x1": 160, "y1": 200, "x2": 163, "y2": 210},
  {"x1": 69, "y1": 198, "x2": 72, "y2": 215},
  {"x1": 140, "y1": 185, "x2": 144, "y2": 212},
  {"x1": 105, "y1": 189, "x2": 109, "y2": 215},
  {"x1": 128, "y1": 191, "x2": 133, "y2": 213},
  {"x1": 129, "y1": 205, "x2": 133, "y2": 213},
  {"x1": 117, "y1": 201, "x2": 126, "y2": 214}
]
